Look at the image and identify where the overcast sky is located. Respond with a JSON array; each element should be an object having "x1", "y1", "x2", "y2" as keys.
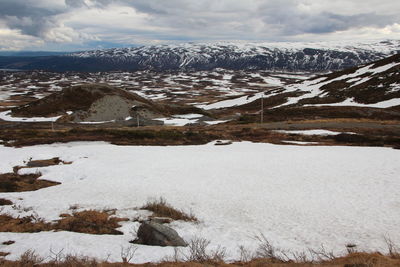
[{"x1": 0, "y1": 0, "x2": 399, "y2": 51}]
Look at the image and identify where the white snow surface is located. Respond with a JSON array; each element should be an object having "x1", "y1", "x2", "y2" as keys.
[
  {"x1": 0, "y1": 142, "x2": 399, "y2": 262},
  {"x1": 154, "y1": 117, "x2": 199, "y2": 126},
  {"x1": 197, "y1": 92, "x2": 266, "y2": 110},
  {"x1": 275, "y1": 129, "x2": 353, "y2": 136},
  {"x1": 0, "y1": 111, "x2": 61, "y2": 122},
  {"x1": 305, "y1": 98, "x2": 400, "y2": 108}
]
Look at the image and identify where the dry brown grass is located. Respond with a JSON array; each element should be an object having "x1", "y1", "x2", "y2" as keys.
[
  {"x1": 142, "y1": 198, "x2": 198, "y2": 222},
  {"x1": 0, "y1": 214, "x2": 52, "y2": 233},
  {"x1": 0, "y1": 172, "x2": 60, "y2": 192},
  {"x1": 1, "y1": 252, "x2": 400, "y2": 266},
  {"x1": 12, "y1": 157, "x2": 72, "y2": 175},
  {"x1": 0, "y1": 210, "x2": 127, "y2": 235},
  {"x1": 55, "y1": 210, "x2": 128, "y2": 235}
]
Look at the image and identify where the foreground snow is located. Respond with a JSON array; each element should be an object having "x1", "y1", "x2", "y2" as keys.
[{"x1": 0, "y1": 142, "x2": 399, "y2": 263}]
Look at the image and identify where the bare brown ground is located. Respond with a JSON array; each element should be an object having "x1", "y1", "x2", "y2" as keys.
[
  {"x1": 0, "y1": 172, "x2": 60, "y2": 192},
  {"x1": 0, "y1": 119, "x2": 399, "y2": 148},
  {"x1": 0, "y1": 210, "x2": 127, "y2": 235}
]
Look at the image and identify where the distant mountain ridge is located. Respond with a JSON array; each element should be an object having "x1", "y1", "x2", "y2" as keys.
[
  {"x1": 1, "y1": 40, "x2": 399, "y2": 72},
  {"x1": 0, "y1": 51, "x2": 68, "y2": 57}
]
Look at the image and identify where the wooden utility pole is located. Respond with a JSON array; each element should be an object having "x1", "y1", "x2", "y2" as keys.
[{"x1": 260, "y1": 93, "x2": 264, "y2": 124}]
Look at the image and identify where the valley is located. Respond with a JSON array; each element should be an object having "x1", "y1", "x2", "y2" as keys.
[{"x1": 0, "y1": 46, "x2": 399, "y2": 266}]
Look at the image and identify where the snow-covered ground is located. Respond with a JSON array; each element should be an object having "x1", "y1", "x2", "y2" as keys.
[
  {"x1": 0, "y1": 141, "x2": 399, "y2": 263},
  {"x1": 0, "y1": 111, "x2": 61, "y2": 122},
  {"x1": 275, "y1": 129, "x2": 355, "y2": 136}
]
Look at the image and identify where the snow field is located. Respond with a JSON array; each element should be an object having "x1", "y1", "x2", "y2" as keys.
[{"x1": 0, "y1": 141, "x2": 399, "y2": 263}]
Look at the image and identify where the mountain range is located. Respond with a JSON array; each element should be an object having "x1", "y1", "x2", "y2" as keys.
[{"x1": 0, "y1": 40, "x2": 399, "y2": 72}]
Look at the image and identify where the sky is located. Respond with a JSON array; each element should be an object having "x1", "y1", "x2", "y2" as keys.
[{"x1": 0, "y1": 0, "x2": 399, "y2": 51}]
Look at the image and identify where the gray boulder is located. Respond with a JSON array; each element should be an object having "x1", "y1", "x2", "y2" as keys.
[{"x1": 133, "y1": 221, "x2": 187, "y2": 247}]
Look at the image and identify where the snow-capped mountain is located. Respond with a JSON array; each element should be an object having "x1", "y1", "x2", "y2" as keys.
[
  {"x1": 69, "y1": 40, "x2": 400, "y2": 72},
  {"x1": 1, "y1": 40, "x2": 399, "y2": 72}
]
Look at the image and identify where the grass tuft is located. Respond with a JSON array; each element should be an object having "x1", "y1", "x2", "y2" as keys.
[{"x1": 142, "y1": 197, "x2": 198, "y2": 222}]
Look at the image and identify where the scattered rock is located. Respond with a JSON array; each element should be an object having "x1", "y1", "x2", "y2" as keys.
[
  {"x1": 133, "y1": 221, "x2": 187, "y2": 247},
  {"x1": 2, "y1": 240, "x2": 15, "y2": 245},
  {"x1": 214, "y1": 140, "x2": 233, "y2": 146}
]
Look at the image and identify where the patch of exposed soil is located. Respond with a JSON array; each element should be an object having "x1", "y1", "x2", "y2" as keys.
[
  {"x1": 0, "y1": 172, "x2": 60, "y2": 192},
  {"x1": 0, "y1": 210, "x2": 127, "y2": 235}
]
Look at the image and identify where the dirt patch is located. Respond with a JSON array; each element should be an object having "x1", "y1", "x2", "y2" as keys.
[
  {"x1": 13, "y1": 157, "x2": 72, "y2": 173},
  {"x1": 0, "y1": 172, "x2": 60, "y2": 192},
  {"x1": 0, "y1": 210, "x2": 127, "y2": 235},
  {"x1": 0, "y1": 199, "x2": 13, "y2": 206},
  {"x1": 56, "y1": 210, "x2": 127, "y2": 235},
  {"x1": 0, "y1": 214, "x2": 51, "y2": 233}
]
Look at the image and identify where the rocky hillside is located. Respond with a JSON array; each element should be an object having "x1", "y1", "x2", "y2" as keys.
[
  {"x1": 1, "y1": 40, "x2": 399, "y2": 72},
  {"x1": 11, "y1": 84, "x2": 165, "y2": 125},
  {"x1": 276, "y1": 53, "x2": 400, "y2": 108}
]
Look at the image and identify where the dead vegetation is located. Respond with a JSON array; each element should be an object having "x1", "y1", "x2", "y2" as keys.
[
  {"x1": 0, "y1": 172, "x2": 60, "y2": 192},
  {"x1": 1, "y1": 238, "x2": 400, "y2": 266},
  {"x1": 142, "y1": 198, "x2": 198, "y2": 222},
  {"x1": 56, "y1": 210, "x2": 128, "y2": 235},
  {"x1": 14, "y1": 157, "x2": 72, "y2": 171},
  {"x1": 0, "y1": 210, "x2": 127, "y2": 235},
  {"x1": 0, "y1": 213, "x2": 51, "y2": 232},
  {"x1": 0, "y1": 157, "x2": 72, "y2": 193},
  {"x1": 1, "y1": 119, "x2": 399, "y2": 149}
]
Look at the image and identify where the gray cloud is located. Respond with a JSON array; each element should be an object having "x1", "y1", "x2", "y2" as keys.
[
  {"x1": 0, "y1": 0, "x2": 64, "y2": 38},
  {"x1": 256, "y1": 1, "x2": 398, "y2": 35},
  {"x1": 0, "y1": 0, "x2": 399, "y2": 50},
  {"x1": 65, "y1": 0, "x2": 88, "y2": 8}
]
